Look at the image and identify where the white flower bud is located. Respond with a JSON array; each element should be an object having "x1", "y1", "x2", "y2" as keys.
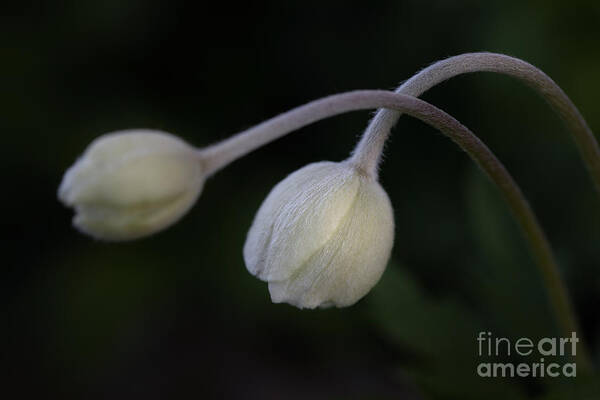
[
  {"x1": 244, "y1": 161, "x2": 394, "y2": 309},
  {"x1": 58, "y1": 129, "x2": 205, "y2": 241}
]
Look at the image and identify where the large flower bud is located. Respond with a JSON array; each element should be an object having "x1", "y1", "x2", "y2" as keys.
[
  {"x1": 58, "y1": 129, "x2": 205, "y2": 240},
  {"x1": 244, "y1": 161, "x2": 394, "y2": 309}
]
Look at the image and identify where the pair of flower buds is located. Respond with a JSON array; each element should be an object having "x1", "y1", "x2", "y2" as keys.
[
  {"x1": 58, "y1": 52, "x2": 600, "y2": 310},
  {"x1": 58, "y1": 130, "x2": 393, "y2": 309}
]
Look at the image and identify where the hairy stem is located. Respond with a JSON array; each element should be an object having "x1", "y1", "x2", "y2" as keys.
[
  {"x1": 351, "y1": 52, "x2": 600, "y2": 193},
  {"x1": 199, "y1": 90, "x2": 591, "y2": 371},
  {"x1": 199, "y1": 91, "x2": 404, "y2": 176}
]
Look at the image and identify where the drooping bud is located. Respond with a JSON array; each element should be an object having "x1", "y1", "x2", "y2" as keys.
[
  {"x1": 243, "y1": 161, "x2": 394, "y2": 309},
  {"x1": 58, "y1": 129, "x2": 205, "y2": 240}
]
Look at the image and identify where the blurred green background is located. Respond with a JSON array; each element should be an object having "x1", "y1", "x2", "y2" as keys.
[{"x1": 3, "y1": 0, "x2": 600, "y2": 398}]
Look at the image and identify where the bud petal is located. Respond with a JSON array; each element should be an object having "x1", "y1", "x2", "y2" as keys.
[
  {"x1": 243, "y1": 161, "x2": 394, "y2": 308},
  {"x1": 58, "y1": 129, "x2": 204, "y2": 240}
]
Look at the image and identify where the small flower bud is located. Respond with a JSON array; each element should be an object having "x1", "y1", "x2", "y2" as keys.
[
  {"x1": 244, "y1": 161, "x2": 394, "y2": 309},
  {"x1": 58, "y1": 129, "x2": 204, "y2": 240}
]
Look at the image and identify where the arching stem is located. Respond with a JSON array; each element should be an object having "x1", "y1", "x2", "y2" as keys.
[
  {"x1": 351, "y1": 52, "x2": 600, "y2": 193},
  {"x1": 198, "y1": 90, "x2": 591, "y2": 372}
]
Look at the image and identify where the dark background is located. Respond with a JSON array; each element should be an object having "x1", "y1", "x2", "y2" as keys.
[{"x1": 3, "y1": 1, "x2": 600, "y2": 398}]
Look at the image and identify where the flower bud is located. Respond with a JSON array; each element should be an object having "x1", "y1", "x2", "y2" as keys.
[
  {"x1": 243, "y1": 161, "x2": 394, "y2": 309},
  {"x1": 58, "y1": 129, "x2": 205, "y2": 240}
]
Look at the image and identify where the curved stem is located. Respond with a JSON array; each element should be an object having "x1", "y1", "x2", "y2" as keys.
[
  {"x1": 199, "y1": 89, "x2": 591, "y2": 371},
  {"x1": 199, "y1": 91, "x2": 406, "y2": 176},
  {"x1": 351, "y1": 52, "x2": 600, "y2": 193}
]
